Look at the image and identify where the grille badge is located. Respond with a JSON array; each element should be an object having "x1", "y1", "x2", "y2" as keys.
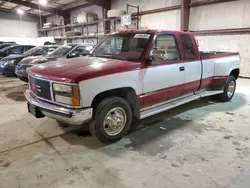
[{"x1": 32, "y1": 84, "x2": 41, "y2": 92}]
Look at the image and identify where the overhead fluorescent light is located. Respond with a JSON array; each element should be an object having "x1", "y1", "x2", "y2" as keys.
[
  {"x1": 17, "y1": 9, "x2": 24, "y2": 15},
  {"x1": 39, "y1": 0, "x2": 47, "y2": 5}
]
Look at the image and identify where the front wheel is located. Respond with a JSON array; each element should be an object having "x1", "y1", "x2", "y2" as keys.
[
  {"x1": 218, "y1": 76, "x2": 236, "y2": 102},
  {"x1": 92, "y1": 97, "x2": 132, "y2": 143}
]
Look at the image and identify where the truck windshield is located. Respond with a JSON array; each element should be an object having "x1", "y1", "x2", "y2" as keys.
[{"x1": 92, "y1": 33, "x2": 152, "y2": 62}]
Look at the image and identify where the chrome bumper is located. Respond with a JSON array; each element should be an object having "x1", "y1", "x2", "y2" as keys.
[{"x1": 24, "y1": 89, "x2": 93, "y2": 125}]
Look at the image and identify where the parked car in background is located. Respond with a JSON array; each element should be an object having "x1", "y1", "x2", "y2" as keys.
[
  {"x1": 0, "y1": 41, "x2": 16, "y2": 44},
  {"x1": 0, "y1": 45, "x2": 35, "y2": 59},
  {"x1": 24, "y1": 30, "x2": 240, "y2": 143},
  {"x1": 16, "y1": 43, "x2": 94, "y2": 82},
  {"x1": 1, "y1": 45, "x2": 60, "y2": 76},
  {"x1": 0, "y1": 44, "x2": 14, "y2": 50}
]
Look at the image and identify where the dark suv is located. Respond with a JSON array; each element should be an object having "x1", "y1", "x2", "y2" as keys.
[
  {"x1": 1, "y1": 45, "x2": 59, "y2": 76},
  {"x1": 16, "y1": 43, "x2": 94, "y2": 82}
]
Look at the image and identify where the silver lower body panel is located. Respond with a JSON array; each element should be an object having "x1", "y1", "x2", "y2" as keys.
[{"x1": 140, "y1": 90, "x2": 223, "y2": 119}]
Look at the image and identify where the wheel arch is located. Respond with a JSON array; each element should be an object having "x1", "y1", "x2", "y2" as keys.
[
  {"x1": 229, "y1": 68, "x2": 240, "y2": 79},
  {"x1": 91, "y1": 87, "x2": 140, "y2": 119}
]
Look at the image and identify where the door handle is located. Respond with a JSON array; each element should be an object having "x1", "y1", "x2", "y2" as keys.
[{"x1": 179, "y1": 66, "x2": 185, "y2": 71}]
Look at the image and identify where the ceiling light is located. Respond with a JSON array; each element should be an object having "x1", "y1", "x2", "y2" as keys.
[
  {"x1": 39, "y1": 0, "x2": 47, "y2": 5},
  {"x1": 17, "y1": 9, "x2": 24, "y2": 15}
]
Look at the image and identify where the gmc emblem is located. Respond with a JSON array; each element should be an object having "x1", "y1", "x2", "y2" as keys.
[{"x1": 32, "y1": 84, "x2": 41, "y2": 92}]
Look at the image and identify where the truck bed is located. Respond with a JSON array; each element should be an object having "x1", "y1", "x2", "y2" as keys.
[{"x1": 200, "y1": 51, "x2": 239, "y2": 59}]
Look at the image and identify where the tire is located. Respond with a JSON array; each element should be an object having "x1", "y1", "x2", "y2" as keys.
[
  {"x1": 92, "y1": 97, "x2": 132, "y2": 143},
  {"x1": 218, "y1": 76, "x2": 236, "y2": 102}
]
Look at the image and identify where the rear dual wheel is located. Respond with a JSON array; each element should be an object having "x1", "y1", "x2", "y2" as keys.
[
  {"x1": 218, "y1": 76, "x2": 236, "y2": 102},
  {"x1": 91, "y1": 97, "x2": 132, "y2": 143}
]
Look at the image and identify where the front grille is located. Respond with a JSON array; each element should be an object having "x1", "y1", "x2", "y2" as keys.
[{"x1": 29, "y1": 76, "x2": 52, "y2": 100}]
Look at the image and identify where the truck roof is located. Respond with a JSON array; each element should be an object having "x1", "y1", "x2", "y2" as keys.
[{"x1": 117, "y1": 29, "x2": 191, "y2": 35}]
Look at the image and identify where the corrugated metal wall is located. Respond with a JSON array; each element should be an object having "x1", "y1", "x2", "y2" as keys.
[
  {"x1": 112, "y1": 0, "x2": 181, "y2": 30},
  {"x1": 0, "y1": 11, "x2": 38, "y2": 38},
  {"x1": 190, "y1": 0, "x2": 250, "y2": 77}
]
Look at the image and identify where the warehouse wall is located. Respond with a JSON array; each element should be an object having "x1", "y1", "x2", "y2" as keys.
[
  {"x1": 46, "y1": 15, "x2": 65, "y2": 38},
  {"x1": 70, "y1": 5, "x2": 103, "y2": 44},
  {"x1": 190, "y1": 0, "x2": 250, "y2": 77},
  {"x1": 46, "y1": 6, "x2": 102, "y2": 44},
  {"x1": 111, "y1": 0, "x2": 181, "y2": 30},
  {"x1": 0, "y1": 11, "x2": 38, "y2": 38}
]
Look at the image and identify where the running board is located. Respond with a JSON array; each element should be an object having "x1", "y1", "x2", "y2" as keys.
[{"x1": 140, "y1": 90, "x2": 223, "y2": 119}]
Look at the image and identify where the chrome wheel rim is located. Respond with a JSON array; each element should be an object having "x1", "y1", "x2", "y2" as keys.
[
  {"x1": 103, "y1": 107, "x2": 127, "y2": 136},
  {"x1": 227, "y1": 81, "x2": 235, "y2": 98}
]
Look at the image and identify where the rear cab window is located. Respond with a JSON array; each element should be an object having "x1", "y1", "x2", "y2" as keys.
[{"x1": 180, "y1": 35, "x2": 196, "y2": 60}]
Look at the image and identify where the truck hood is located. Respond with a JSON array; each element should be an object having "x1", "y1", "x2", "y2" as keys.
[{"x1": 30, "y1": 57, "x2": 141, "y2": 83}]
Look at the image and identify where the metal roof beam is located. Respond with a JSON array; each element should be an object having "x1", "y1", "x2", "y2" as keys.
[
  {"x1": 1, "y1": 0, "x2": 65, "y2": 16},
  {"x1": 85, "y1": 0, "x2": 111, "y2": 10}
]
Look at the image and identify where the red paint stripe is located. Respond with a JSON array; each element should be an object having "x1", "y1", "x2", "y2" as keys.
[
  {"x1": 138, "y1": 76, "x2": 228, "y2": 108},
  {"x1": 138, "y1": 84, "x2": 183, "y2": 108},
  {"x1": 210, "y1": 76, "x2": 228, "y2": 89}
]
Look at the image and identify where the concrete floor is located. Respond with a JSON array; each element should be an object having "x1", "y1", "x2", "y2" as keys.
[{"x1": 0, "y1": 75, "x2": 250, "y2": 188}]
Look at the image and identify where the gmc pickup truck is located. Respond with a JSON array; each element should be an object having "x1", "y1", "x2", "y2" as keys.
[{"x1": 24, "y1": 30, "x2": 240, "y2": 143}]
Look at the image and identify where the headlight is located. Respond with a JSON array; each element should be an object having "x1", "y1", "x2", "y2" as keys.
[
  {"x1": 53, "y1": 84, "x2": 80, "y2": 106},
  {"x1": 7, "y1": 60, "x2": 16, "y2": 65},
  {"x1": 53, "y1": 83, "x2": 72, "y2": 93},
  {"x1": 31, "y1": 59, "x2": 41, "y2": 64},
  {"x1": 0, "y1": 61, "x2": 5, "y2": 67},
  {"x1": 20, "y1": 64, "x2": 32, "y2": 70}
]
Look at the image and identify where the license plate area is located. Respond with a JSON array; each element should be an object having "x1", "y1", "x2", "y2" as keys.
[{"x1": 27, "y1": 103, "x2": 45, "y2": 118}]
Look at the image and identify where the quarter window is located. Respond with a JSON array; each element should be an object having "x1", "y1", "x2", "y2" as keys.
[{"x1": 180, "y1": 35, "x2": 196, "y2": 60}]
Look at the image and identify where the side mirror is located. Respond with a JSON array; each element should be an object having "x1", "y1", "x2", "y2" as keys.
[{"x1": 147, "y1": 55, "x2": 153, "y2": 65}]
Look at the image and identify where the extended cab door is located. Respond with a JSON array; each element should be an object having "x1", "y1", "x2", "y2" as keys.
[
  {"x1": 179, "y1": 34, "x2": 202, "y2": 95},
  {"x1": 141, "y1": 33, "x2": 185, "y2": 108}
]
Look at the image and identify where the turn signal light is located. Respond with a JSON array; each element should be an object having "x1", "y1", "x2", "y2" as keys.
[{"x1": 72, "y1": 85, "x2": 80, "y2": 106}]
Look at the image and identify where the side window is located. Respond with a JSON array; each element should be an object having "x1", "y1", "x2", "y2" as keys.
[
  {"x1": 27, "y1": 46, "x2": 34, "y2": 51},
  {"x1": 180, "y1": 35, "x2": 196, "y2": 60},
  {"x1": 9, "y1": 46, "x2": 23, "y2": 54},
  {"x1": 35, "y1": 48, "x2": 55, "y2": 56},
  {"x1": 47, "y1": 47, "x2": 56, "y2": 54},
  {"x1": 22, "y1": 46, "x2": 28, "y2": 53},
  {"x1": 71, "y1": 46, "x2": 88, "y2": 56},
  {"x1": 150, "y1": 34, "x2": 180, "y2": 65}
]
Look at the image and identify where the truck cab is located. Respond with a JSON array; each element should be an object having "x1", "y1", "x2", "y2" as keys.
[{"x1": 24, "y1": 30, "x2": 240, "y2": 143}]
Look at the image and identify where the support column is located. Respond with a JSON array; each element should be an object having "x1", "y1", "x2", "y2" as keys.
[
  {"x1": 181, "y1": 0, "x2": 191, "y2": 31},
  {"x1": 63, "y1": 11, "x2": 71, "y2": 43}
]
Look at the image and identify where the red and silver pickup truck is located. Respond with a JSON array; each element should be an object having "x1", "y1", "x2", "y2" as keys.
[{"x1": 24, "y1": 30, "x2": 240, "y2": 143}]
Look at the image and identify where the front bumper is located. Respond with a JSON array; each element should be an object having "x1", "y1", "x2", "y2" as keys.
[
  {"x1": 24, "y1": 89, "x2": 93, "y2": 125},
  {"x1": 15, "y1": 68, "x2": 28, "y2": 81},
  {"x1": 2, "y1": 65, "x2": 15, "y2": 75}
]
